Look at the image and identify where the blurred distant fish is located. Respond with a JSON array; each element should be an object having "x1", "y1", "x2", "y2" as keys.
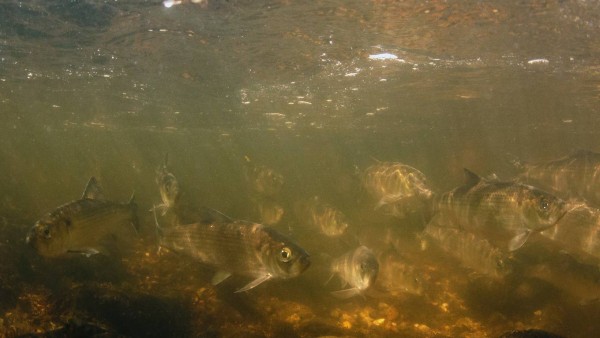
[
  {"x1": 541, "y1": 202, "x2": 600, "y2": 264},
  {"x1": 156, "y1": 208, "x2": 310, "y2": 292},
  {"x1": 362, "y1": 161, "x2": 433, "y2": 217},
  {"x1": 327, "y1": 246, "x2": 379, "y2": 299},
  {"x1": 298, "y1": 196, "x2": 349, "y2": 237},
  {"x1": 514, "y1": 150, "x2": 600, "y2": 207},
  {"x1": 257, "y1": 198, "x2": 284, "y2": 226},
  {"x1": 525, "y1": 255, "x2": 600, "y2": 305},
  {"x1": 152, "y1": 153, "x2": 181, "y2": 216},
  {"x1": 244, "y1": 156, "x2": 284, "y2": 197},
  {"x1": 422, "y1": 225, "x2": 512, "y2": 279},
  {"x1": 26, "y1": 177, "x2": 138, "y2": 258},
  {"x1": 376, "y1": 247, "x2": 423, "y2": 296},
  {"x1": 431, "y1": 169, "x2": 567, "y2": 251}
]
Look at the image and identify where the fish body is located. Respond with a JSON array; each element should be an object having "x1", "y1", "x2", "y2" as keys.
[
  {"x1": 541, "y1": 202, "x2": 600, "y2": 264},
  {"x1": 256, "y1": 198, "x2": 284, "y2": 226},
  {"x1": 154, "y1": 153, "x2": 181, "y2": 216},
  {"x1": 26, "y1": 177, "x2": 138, "y2": 258},
  {"x1": 376, "y1": 247, "x2": 423, "y2": 295},
  {"x1": 329, "y1": 246, "x2": 379, "y2": 299},
  {"x1": 423, "y1": 225, "x2": 512, "y2": 279},
  {"x1": 244, "y1": 157, "x2": 284, "y2": 197},
  {"x1": 526, "y1": 257, "x2": 600, "y2": 305},
  {"x1": 302, "y1": 196, "x2": 349, "y2": 237},
  {"x1": 516, "y1": 150, "x2": 600, "y2": 206},
  {"x1": 432, "y1": 169, "x2": 567, "y2": 251},
  {"x1": 362, "y1": 162, "x2": 433, "y2": 216},
  {"x1": 157, "y1": 209, "x2": 310, "y2": 292}
]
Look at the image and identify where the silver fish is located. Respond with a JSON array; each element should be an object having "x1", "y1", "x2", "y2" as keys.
[
  {"x1": 541, "y1": 202, "x2": 600, "y2": 264},
  {"x1": 376, "y1": 247, "x2": 423, "y2": 296},
  {"x1": 299, "y1": 196, "x2": 349, "y2": 237},
  {"x1": 328, "y1": 246, "x2": 379, "y2": 299},
  {"x1": 244, "y1": 156, "x2": 284, "y2": 197},
  {"x1": 515, "y1": 150, "x2": 600, "y2": 207},
  {"x1": 431, "y1": 169, "x2": 567, "y2": 251},
  {"x1": 362, "y1": 161, "x2": 433, "y2": 217},
  {"x1": 156, "y1": 208, "x2": 310, "y2": 292},
  {"x1": 152, "y1": 153, "x2": 180, "y2": 216},
  {"x1": 526, "y1": 257, "x2": 600, "y2": 305},
  {"x1": 423, "y1": 225, "x2": 512, "y2": 279},
  {"x1": 26, "y1": 177, "x2": 138, "y2": 258},
  {"x1": 257, "y1": 198, "x2": 284, "y2": 226}
]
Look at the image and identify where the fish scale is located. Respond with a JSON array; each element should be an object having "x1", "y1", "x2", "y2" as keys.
[
  {"x1": 157, "y1": 212, "x2": 310, "y2": 292},
  {"x1": 26, "y1": 177, "x2": 138, "y2": 258},
  {"x1": 432, "y1": 169, "x2": 567, "y2": 252}
]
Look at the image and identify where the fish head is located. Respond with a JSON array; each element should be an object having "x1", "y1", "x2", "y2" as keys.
[
  {"x1": 262, "y1": 230, "x2": 311, "y2": 279},
  {"x1": 521, "y1": 187, "x2": 567, "y2": 230},
  {"x1": 353, "y1": 246, "x2": 379, "y2": 290},
  {"x1": 26, "y1": 214, "x2": 71, "y2": 258}
]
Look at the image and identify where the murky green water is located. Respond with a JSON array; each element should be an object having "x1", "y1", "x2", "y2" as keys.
[{"x1": 1, "y1": 0, "x2": 600, "y2": 337}]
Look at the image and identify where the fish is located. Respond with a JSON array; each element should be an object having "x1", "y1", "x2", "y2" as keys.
[
  {"x1": 298, "y1": 196, "x2": 349, "y2": 237},
  {"x1": 422, "y1": 225, "x2": 513, "y2": 279},
  {"x1": 515, "y1": 150, "x2": 600, "y2": 207},
  {"x1": 26, "y1": 177, "x2": 138, "y2": 258},
  {"x1": 540, "y1": 202, "x2": 600, "y2": 264},
  {"x1": 156, "y1": 208, "x2": 310, "y2": 292},
  {"x1": 430, "y1": 169, "x2": 567, "y2": 251},
  {"x1": 152, "y1": 153, "x2": 181, "y2": 216},
  {"x1": 327, "y1": 246, "x2": 379, "y2": 299},
  {"x1": 362, "y1": 161, "x2": 433, "y2": 217},
  {"x1": 525, "y1": 255, "x2": 600, "y2": 305},
  {"x1": 256, "y1": 197, "x2": 284, "y2": 226},
  {"x1": 244, "y1": 156, "x2": 284, "y2": 197},
  {"x1": 375, "y1": 247, "x2": 423, "y2": 296}
]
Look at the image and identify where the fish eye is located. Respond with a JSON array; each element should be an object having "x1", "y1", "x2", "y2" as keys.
[
  {"x1": 539, "y1": 198, "x2": 550, "y2": 212},
  {"x1": 42, "y1": 227, "x2": 51, "y2": 238},
  {"x1": 279, "y1": 247, "x2": 293, "y2": 262}
]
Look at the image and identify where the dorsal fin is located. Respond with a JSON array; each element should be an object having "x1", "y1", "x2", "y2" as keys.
[
  {"x1": 200, "y1": 207, "x2": 234, "y2": 224},
  {"x1": 82, "y1": 177, "x2": 105, "y2": 200},
  {"x1": 463, "y1": 168, "x2": 482, "y2": 187}
]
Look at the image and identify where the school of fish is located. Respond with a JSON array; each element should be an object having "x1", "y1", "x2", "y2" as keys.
[{"x1": 25, "y1": 150, "x2": 600, "y2": 305}]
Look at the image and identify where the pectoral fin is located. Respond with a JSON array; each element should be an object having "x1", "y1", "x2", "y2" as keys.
[
  {"x1": 149, "y1": 204, "x2": 169, "y2": 216},
  {"x1": 67, "y1": 248, "x2": 101, "y2": 257},
  {"x1": 235, "y1": 274, "x2": 272, "y2": 293},
  {"x1": 508, "y1": 230, "x2": 531, "y2": 251},
  {"x1": 211, "y1": 270, "x2": 232, "y2": 285},
  {"x1": 331, "y1": 287, "x2": 361, "y2": 299}
]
